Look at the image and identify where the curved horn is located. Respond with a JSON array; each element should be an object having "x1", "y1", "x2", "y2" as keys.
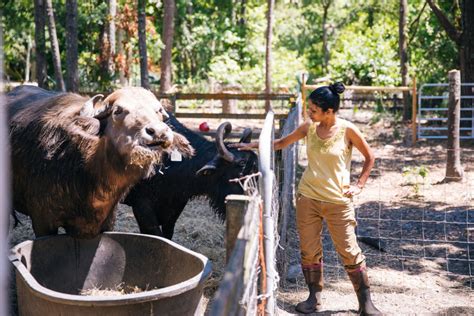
[
  {"x1": 239, "y1": 128, "x2": 252, "y2": 143},
  {"x1": 93, "y1": 103, "x2": 113, "y2": 120},
  {"x1": 80, "y1": 94, "x2": 104, "y2": 117},
  {"x1": 216, "y1": 122, "x2": 234, "y2": 162}
]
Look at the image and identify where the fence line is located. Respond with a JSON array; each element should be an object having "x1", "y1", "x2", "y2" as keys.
[
  {"x1": 417, "y1": 82, "x2": 474, "y2": 140},
  {"x1": 210, "y1": 103, "x2": 301, "y2": 314},
  {"x1": 258, "y1": 111, "x2": 279, "y2": 314},
  {"x1": 300, "y1": 75, "x2": 417, "y2": 119},
  {"x1": 209, "y1": 174, "x2": 261, "y2": 316},
  {"x1": 276, "y1": 97, "x2": 301, "y2": 279}
]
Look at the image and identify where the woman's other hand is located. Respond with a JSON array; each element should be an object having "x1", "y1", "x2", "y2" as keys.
[
  {"x1": 343, "y1": 184, "x2": 363, "y2": 198},
  {"x1": 228, "y1": 142, "x2": 258, "y2": 151}
]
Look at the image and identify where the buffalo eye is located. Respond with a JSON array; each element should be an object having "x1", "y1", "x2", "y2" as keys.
[{"x1": 114, "y1": 106, "x2": 124, "y2": 115}]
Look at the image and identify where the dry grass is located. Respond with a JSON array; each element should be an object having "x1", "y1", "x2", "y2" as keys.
[{"x1": 79, "y1": 283, "x2": 157, "y2": 296}]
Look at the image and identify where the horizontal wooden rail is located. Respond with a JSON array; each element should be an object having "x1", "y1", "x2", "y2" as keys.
[
  {"x1": 303, "y1": 85, "x2": 411, "y2": 93},
  {"x1": 80, "y1": 91, "x2": 295, "y2": 101},
  {"x1": 175, "y1": 112, "x2": 288, "y2": 120},
  {"x1": 156, "y1": 93, "x2": 296, "y2": 101}
]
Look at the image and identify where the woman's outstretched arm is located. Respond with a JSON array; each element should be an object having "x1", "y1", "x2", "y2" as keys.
[{"x1": 231, "y1": 120, "x2": 311, "y2": 151}]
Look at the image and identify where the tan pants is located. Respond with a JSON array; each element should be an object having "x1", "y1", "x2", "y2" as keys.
[{"x1": 296, "y1": 194, "x2": 365, "y2": 268}]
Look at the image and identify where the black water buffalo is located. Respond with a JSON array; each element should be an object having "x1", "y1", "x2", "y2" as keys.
[
  {"x1": 123, "y1": 115, "x2": 259, "y2": 239},
  {"x1": 7, "y1": 85, "x2": 194, "y2": 238}
]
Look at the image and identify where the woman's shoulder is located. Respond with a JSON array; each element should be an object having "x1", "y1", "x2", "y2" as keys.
[
  {"x1": 338, "y1": 118, "x2": 359, "y2": 132},
  {"x1": 300, "y1": 119, "x2": 314, "y2": 132}
]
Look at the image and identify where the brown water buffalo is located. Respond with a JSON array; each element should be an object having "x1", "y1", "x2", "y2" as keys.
[{"x1": 7, "y1": 85, "x2": 194, "y2": 238}]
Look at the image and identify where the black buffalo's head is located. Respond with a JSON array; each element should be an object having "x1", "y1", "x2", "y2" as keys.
[{"x1": 196, "y1": 122, "x2": 258, "y2": 202}]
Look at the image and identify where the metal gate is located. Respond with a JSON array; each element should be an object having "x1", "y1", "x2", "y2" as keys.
[{"x1": 418, "y1": 83, "x2": 474, "y2": 139}]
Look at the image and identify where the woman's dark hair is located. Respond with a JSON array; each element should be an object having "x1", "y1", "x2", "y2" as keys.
[{"x1": 309, "y1": 82, "x2": 345, "y2": 113}]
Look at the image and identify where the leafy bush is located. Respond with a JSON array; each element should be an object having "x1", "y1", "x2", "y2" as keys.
[{"x1": 329, "y1": 13, "x2": 399, "y2": 86}]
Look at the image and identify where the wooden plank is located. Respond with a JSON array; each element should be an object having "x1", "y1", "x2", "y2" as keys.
[
  {"x1": 225, "y1": 195, "x2": 252, "y2": 263},
  {"x1": 191, "y1": 130, "x2": 262, "y2": 139},
  {"x1": 175, "y1": 112, "x2": 287, "y2": 120},
  {"x1": 412, "y1": 77, "x2": 417, "y2": 145},
  {"x1": 304, "y1": 85, "x2": 412, "y2": 93},
  {"x1": 209, "y1": 238, "x2": 246, "y2": 316},
  {"x1": 156, "y1": 92, "x2": 295, "y2": 100}
]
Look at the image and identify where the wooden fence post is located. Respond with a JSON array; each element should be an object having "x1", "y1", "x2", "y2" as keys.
[
  {"x1": 301, "y1": 73, "x2": 307, "y2": 120},
  {"x1": 225, "y1": 195, "x2": 251, "y2": 263},
  {"x1": 444, "y1": 70, "x2": 464, "y2": 182},
  {"x1": 411, "y1": 76, "x2": 417, "y2": 145}
]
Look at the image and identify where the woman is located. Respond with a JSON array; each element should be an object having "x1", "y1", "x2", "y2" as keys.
[{"x1": 232, "y1": 83, "x2": 382, "y2": 315}]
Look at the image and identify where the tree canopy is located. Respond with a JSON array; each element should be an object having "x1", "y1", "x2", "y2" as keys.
[{"x1": 1, "y1": 0, "x2": 460, "y2": 92}]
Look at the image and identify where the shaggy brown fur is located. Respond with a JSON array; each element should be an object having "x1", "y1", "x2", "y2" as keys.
[{"x1": 8, "y1": 85, "x2": 193, "y2": 238}]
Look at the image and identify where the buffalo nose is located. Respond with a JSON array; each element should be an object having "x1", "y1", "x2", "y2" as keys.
[{"x1": 145, "y1": 127, "x2": 155, "y2": 136}]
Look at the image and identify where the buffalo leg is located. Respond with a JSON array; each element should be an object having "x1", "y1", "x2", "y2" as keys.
[
  {"x1": 161, "y1": 203, "x2": 187, "y2": 239},
  {"x1": 131, "y1": 199, "x2": 163, "y2": 236}
]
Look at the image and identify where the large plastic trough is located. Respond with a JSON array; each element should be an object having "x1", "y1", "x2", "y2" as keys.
[{"x1": 9, "y1": 232, "x2": 212, "y2": 316}]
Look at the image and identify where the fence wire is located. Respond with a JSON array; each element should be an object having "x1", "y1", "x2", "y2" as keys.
[
  {"x1": 210, "y1": 108, "x2": 287, "y2": 315},
  {"x1": 309, "y1": 143, "x2": 473, "y2": 291}
]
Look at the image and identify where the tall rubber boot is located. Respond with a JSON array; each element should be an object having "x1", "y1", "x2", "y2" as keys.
[
  {"x1": 346, "y1": 266, "x2": 382, "y2": 316},
  {"x1": 295, "y1": 263, "x2": 323, "y2": 314}
]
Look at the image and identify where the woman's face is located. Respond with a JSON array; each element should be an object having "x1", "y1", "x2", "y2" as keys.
[{"x1": 307, "y1": 100, "x2": 332, "y2": 122}]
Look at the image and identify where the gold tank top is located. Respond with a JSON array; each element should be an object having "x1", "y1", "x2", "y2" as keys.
[{"x1": 298, "y1": 119, "x2": 352, "y2": 205}]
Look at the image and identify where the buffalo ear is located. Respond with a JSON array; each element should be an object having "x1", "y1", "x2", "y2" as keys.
[
  {"x1": 172, "y1": 132, "x2": 195, "y2": 158},
  {"x1": 196, "y1": 156, "x2": 219, "y2": 176},
  {"x1": 80, "y1": 94, "x2": 104, "y2": 117},
  {"x1": 196, "y1": 164, "x2": 217, "y2": 176},
  {"x1": 67, "y1": 117, "x2": 101, "y2": 141},
  {"x1": 239, "y1": 128, "x2": 252, "y2": 143}
]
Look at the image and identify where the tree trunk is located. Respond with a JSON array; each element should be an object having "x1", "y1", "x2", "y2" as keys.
[
  {"x1": 399, "y1": 0, "x2": 409, "y2": 120},
  {"x1": 460, "y1": 0, "x2": 474, "y2": 84},
  {"x1": 109, "y1": 0, "x2": 117, "y2": 73},
  {"x1": 25, "y1": 36, "x2": 32, "y2": 82},
  {"x1": 444, "y1": 69, "x2": 464, "y2": 182},
  {"x1": 460, "y1": 0, "x2": 474, "y2": 132},
  {"x1": 33, "y1": 0, "x2": 47, "y2": 88},
  {"x1": 322, "y1": 1, "x2": 331, "y2": 74},
  {"x1": 427, "y1": 0, "x2": 473, "y2": 126},
  {"x1": 159, "y1": 0, "x2": 176, "y2": 94},
  {"x1": 264, "y1": 0, "x2": 275, "y2": 112},
  {"x1": 138, "y1": 0, "x2": 150, "y2": 89},
  {"x1": 117, "y1": 29, "x2": 127, "y2": 86},
  {"x1": 238, "y1": 0, "x2": 247, "y2": 64},
  {"x1": 65, "y1": 0, "x2": 79, "y2": 92},
  {"x1": 99, "y1": 0, "x2": 117, "y2": 82},
  {"x1": 45, "y1": 0, "x2": 65, "y2": 91}
]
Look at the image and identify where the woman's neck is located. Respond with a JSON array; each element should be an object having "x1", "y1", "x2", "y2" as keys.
[{"x1": 319, "y1": 115, "x2": 337, "y2": 129}]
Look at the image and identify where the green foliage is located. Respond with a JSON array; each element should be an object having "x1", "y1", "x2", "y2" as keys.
[
  {"x1": 0, "y1": 0, "x2": 462, "y2": 91},
  {"x1": 408, "y1": 0, "x2": 458, "y2": 83},
  {"x1": 1, "y1": 0, "x2": 35, "y2": 82},
  {"x1": 329, "y1": 7, "x2": 400, "y2": 85},
  {"x1": 402, "y1": 165, "x2": 430, "y2": 197}
]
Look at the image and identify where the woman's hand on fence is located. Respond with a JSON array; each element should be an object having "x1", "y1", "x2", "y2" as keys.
[
  {"x1": 343, "y1": 184, "x2": 363, "y2": 198},
  {"x1": 228, "y1": 142, "x2": 258, "y2": 151}
]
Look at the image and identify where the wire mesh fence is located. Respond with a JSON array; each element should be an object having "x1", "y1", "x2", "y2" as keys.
[
  {"x1": 210, "y1": 107, "x2": 293, "y2": 315},
  {"x1": 211, "y1": 93, "x2": 473, "y2": 314},
  {"x1": 288, "y1": 140, "x2": 474, "y2": 299}
]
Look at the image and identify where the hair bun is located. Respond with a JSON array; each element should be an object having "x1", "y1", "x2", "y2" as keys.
[{"x1": 329, "y1": 82, "x2": 345, "y2": 94}]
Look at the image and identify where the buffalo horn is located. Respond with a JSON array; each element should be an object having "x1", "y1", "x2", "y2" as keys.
[
  {"x1": 216, "y1": 122, "x2": 234, "y2": 162},
  {"x1": 239, "y1": 128, "x2": 252, "y2": 143},
  {"x1": 80, "y1": 94, "x2": 104, "y2": 117}
]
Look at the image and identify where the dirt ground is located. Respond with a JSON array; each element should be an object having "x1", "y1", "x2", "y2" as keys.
[{"x1": 8, "y1": 109, "x2": 474, "y2": 315}]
